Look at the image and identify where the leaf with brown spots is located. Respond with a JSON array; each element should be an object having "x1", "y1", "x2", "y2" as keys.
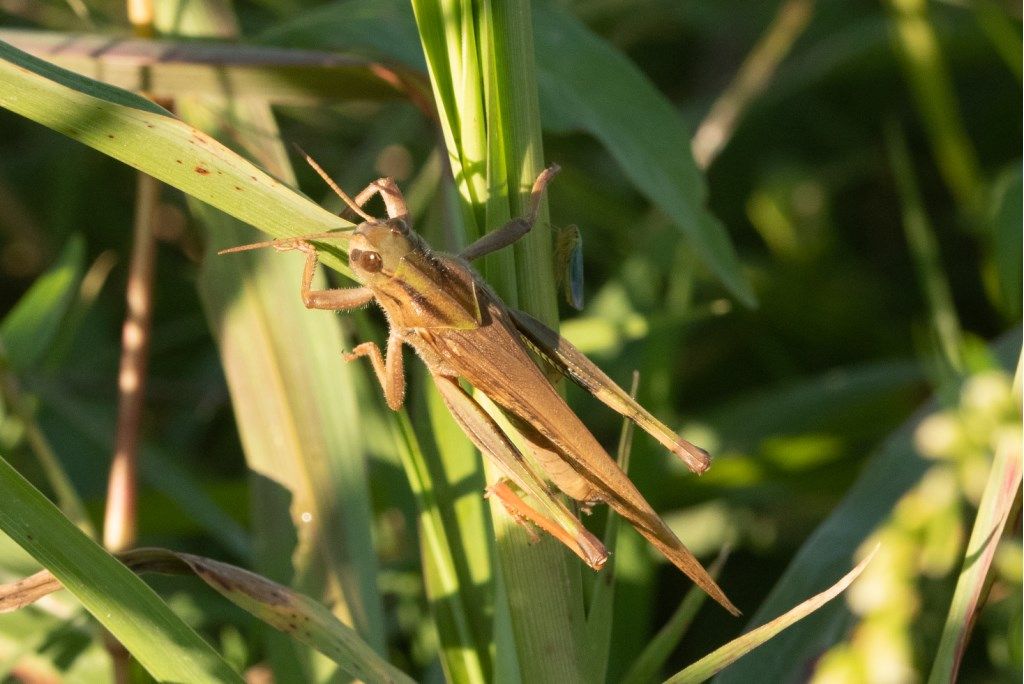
[{"x1": 0, "y1": 547, "x2": 414, "y2": 684}]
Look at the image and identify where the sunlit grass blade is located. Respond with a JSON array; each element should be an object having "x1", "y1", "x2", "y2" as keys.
[
  {"x1": 181, "y1": 77, "x2": 385, "y2": 653},
  {"x1": 620, "y1": 548, "x2": 730, "y2": 684},
  {"x1": 664, "y1": 547, "x2": 877, "y2": 684},
  {"x1": 928, "y1": 355, "x2": 1023, "y2": 683},
  {"x1": 885, "y1": 0, "x2": 983, "y2": 215},
  {"x1": 0, "y1": 547, "x2": 414, "y2": 684},
  {"x1": 163, "y1": 0, "x2": 385, "y2": 660},
  {"x1": 0, "y1": 39, "x2": 352, "y2": 275},
  {"x1": 0, "y1": 451, "x2": 241, "y2": 683},
  {"x1": 886, "y1": 122, "x2": 964, "y2": 376},
  {"x1": 391, "y1": 407, "x2": 490, "y2": 683},
  {"x1": 411, "y1": 2, "x2": 587, "y2": 681}
]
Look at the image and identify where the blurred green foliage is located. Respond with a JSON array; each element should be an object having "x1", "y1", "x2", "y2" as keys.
[{"x1": 0, "y1": 0, "x2": 1019, "y2": 682}]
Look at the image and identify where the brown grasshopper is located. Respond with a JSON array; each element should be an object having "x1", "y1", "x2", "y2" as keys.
[{"x1": 222, "y1": 158, "x2": 740, "y2": 616}]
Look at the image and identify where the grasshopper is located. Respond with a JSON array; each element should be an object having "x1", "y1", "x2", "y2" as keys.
[{"x1": 222, "y1": 157, "x2": 740, "y2": 616}]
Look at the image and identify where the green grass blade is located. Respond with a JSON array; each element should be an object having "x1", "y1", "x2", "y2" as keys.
[
  {"x1": 886, "y1": 122, "x2": 964, "y2": 375},
  {"x1": 391, "y1": 408, "x2": 490, "y2": 683},
  {"x1": 585, "y1": 373, "x2": 638, "y2": 683},
  {"x1": 621, "y1": 549, "x2": 729, "y2": 684},
  {"x1": 0, "y1": 39, "x2": 352, "y2": 275},
  {"x1": 163, "y1": 0, "x2": 385, "y2": 658},
  {"x1": 0, "y1": 452, "x2": 241, "y2": 683},
  {"x1": 0, "y1": 236, "x2": 93, "y2": 535},
  {"x1": 182, "y1": 81, "x2": 386, "y2": 653},
  {"x1": 885, "y1": 0, "x2": 984, "y2": 214},
  {"x1": 0, "y1": 235, "x2": 84, "y2": 372},
  {"x1": 928, "y1": 355, "x2": 1023, "y2": 683},
  {"x1": 665, "y1": 548, "x2": 877, "y2": 684},
  {"x1": 0, "y1": 548, "x2": 415, "y2": 684},
  {"x1": 989, "y1": 165, "x2": 1022, "y2": 316}
]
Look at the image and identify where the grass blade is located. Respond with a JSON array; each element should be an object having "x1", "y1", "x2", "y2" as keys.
[
  {"x1": 0, "y1": 452, "x2": 241, "y2": 683},
  {"x1": 928, "y1": 355, "x2": 1023, "y2": 682},
  {"x1": 0, "y1": 39, "x2": 353, "y2": 275},
  {"x1": 621, "y1": 548, "x2": 730, "y2": 684},
  {"x1": 0, "y1": 235, "x2": 84, "y2": 372},
  {"x1": 665, "y1": 547, "x2": 877, "y2": 684},
  {"x1": 0, "y1": 548, "x2": 414, "y2": 684}
]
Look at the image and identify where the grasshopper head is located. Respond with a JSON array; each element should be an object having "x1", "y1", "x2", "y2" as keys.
[{"x1": 348, "y1": 217, "x2": 418, "y2": 283}]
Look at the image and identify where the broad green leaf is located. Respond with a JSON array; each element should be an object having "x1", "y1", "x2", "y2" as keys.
[
  {"x1": 666, "y1": 548, "x2": 877, "y2": 684},
  {"x1": 0, "y1": 38, "x2": 352, "y2": 276},
  {"x1": 0, "y1": 548, "x2": 414, "y2": 684},
  {"x1": 0, "y1": 235, "x2": 84, "y2": 372},
  {"x1": 532, "y1": 1, "x2": 754, "y2": 307},
  {"x1": 0, "y1": 451, "x2": 241, "y2": 683},
  {"x1": 159, "y1": 0, "x2": 385, "y2": 662}
]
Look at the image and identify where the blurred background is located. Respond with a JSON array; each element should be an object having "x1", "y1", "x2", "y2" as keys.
[{"x1": 0, "y1": 0, "x2": 1020, "y2": 682}]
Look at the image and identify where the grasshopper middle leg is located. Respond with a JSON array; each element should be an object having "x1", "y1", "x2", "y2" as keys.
[{"x1": 459, "y1": 165, "x2": 560, "y2": 262}]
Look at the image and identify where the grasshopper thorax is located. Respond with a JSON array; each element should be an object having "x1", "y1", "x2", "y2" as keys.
[{"x1": 348, "y1": 217, "x2": 421, "y2": 282}]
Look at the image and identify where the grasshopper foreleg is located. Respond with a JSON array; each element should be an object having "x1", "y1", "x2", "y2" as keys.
[
  {"x1": 270, "y1": 239, "x2": 376, "y2": 312},
  {"x1": 459, "y1": 165, "x2": 560, "y2": 262},
  {"x1": 343, "y1": 331, "x2": 406, "y2": 411}
]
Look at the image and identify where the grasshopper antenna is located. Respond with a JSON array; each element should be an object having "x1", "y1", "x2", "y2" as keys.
[
  {"x1": 293, "y1": 144, "x2": 376, "y2": 223},
  {"x1": 217, "y1": 230, "x2": 351, "y2": 256}
]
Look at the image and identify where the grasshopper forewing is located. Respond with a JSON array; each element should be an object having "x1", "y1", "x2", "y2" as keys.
[{"x1": 220, "y1": 158, "x2": 740, "y2": 616}]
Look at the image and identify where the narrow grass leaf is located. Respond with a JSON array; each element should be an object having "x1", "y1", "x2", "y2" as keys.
[
  {"x1": 181, "y1": 75, "x2": 385, "y2": 652},
  {"x1": 0, "y1": 39, "x2": 353, "y2": 275},
  {"x1": 665, "y1": 547, "x2": 877, "y2": 684},
  {"x1": 391, "y1": 408, "x2": 490, "y2": 683},
  {"x1": 621, "y1": 549, "x2": 730, "y2": 684},
  {"x1": 0, "y1": 235, "x2": 84, "y2": 372},
  {"x1": 989, "y1": 164, "x2": 1022, "y2": 315},
  {"x1": 585, "y1": 372, "x2": 639, "y2": 682},
  {"x1": 928, "y1": 357, "x2": 1023, "y2": 683},
  {"x1": 0, "y1": 548, "x2": 414, "y2": 684},
  {"x1": 0, "y1": 452, "x2": 241, "y2": 683}
]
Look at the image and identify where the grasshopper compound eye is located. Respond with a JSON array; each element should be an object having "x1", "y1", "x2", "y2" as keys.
[{"x1": 351, "y1": 248, "x2": 383, "y2": 273}]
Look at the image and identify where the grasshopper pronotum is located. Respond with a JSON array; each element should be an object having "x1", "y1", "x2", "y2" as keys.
[{"x1": 222, "y1": 156, "x2": 740, "y2": 616}]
